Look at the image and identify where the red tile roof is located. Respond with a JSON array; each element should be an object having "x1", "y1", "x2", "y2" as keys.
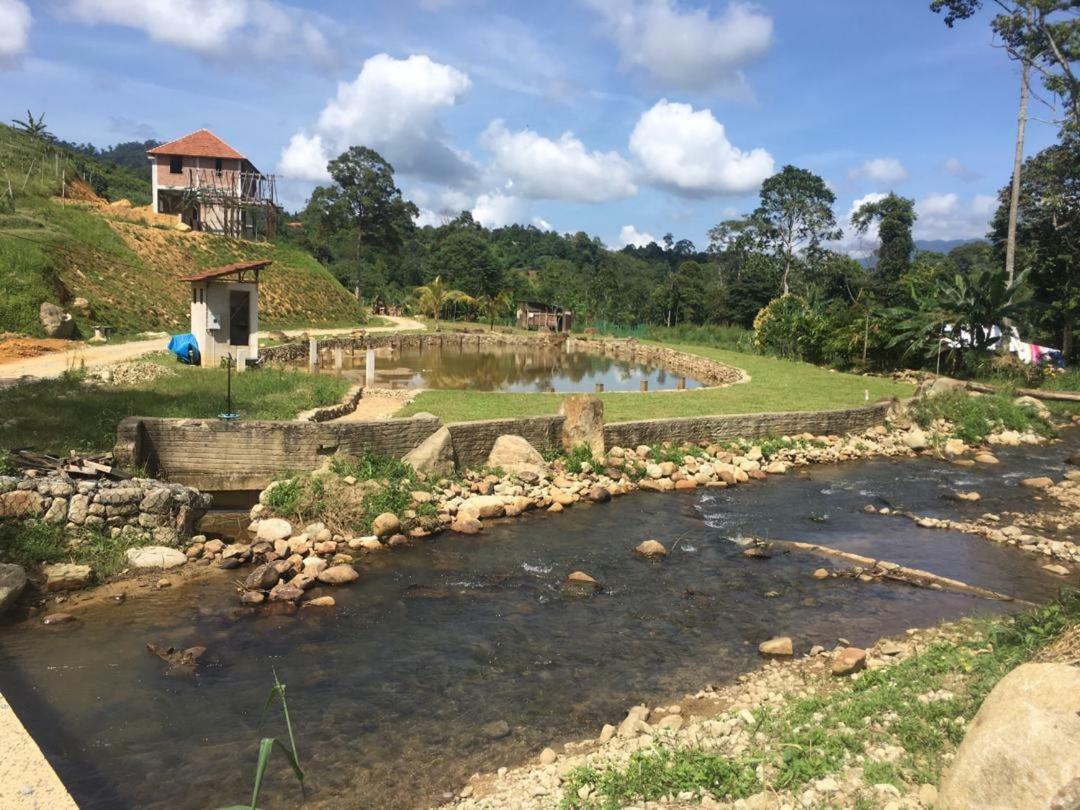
[
  {"x1": 148, "y1": 129, "x2": 246, "y2": 160},
  {"x1": 179, "y1": 260, "x2": 270, "y2": 283}
]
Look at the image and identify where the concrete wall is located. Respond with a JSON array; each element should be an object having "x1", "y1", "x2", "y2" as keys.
[
  {"x1": 603, "y1": 402, "x2": 894, "y2": 449},
  {"x1": 116, "y1": 402, "x2": 894, "y2": 491},
  {"x1": 116, "y1": 415, "x2": 441, "y2": 490}
]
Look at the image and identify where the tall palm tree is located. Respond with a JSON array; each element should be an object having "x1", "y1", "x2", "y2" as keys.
[
  {"x1": 475, "y1": 290, "x2": 512, "y2": 331},
  {"x1": 415, "y1": 276, "x2": 472, "y2": 332},
  {"x1": 11, "y1": 110, "x2": 52, "y2": 140}
]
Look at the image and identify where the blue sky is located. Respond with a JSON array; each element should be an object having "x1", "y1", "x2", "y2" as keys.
[{"x1": 0, "y1": 0, "x2": 1062, "y2": 253}]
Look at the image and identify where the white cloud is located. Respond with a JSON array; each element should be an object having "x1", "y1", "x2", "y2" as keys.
[
  {"x1": 277, "y1": 133, "x2": 331, "y2": 182},
  {"x1": 481, "y1": 120, "x2": 636, "y2": 202},
  {"x1": 471, "y1": 193, "x2": 526, "y2": 228},
  {"x1": 279, "y1": 53, "x2": 475, "y2": 185},
  {"x1": 848, "y1": 157, "x2": 908, "y2": 184},
  {"x1": 944, "y1": 156, "x2": 980, "y2": 181},
  {"x1": 55, "y1": 0, "x2": 335, "y2": 68},
  {"x1": 914, "y1": 192, "x2": 996, "y2": 241},
  {"x1": 629, "y1": 99, "x2": 774, "y2": 197},
  {"x1": 532, "y1": 216, "x2": 554, "y2": 231},
  {"x1": 585, "y1": 0, "x2": 772, "y2": 93},
  {"x1": 619, "y1": 224, "x2": 657, "y2": 248},
  {"x1": 837, "y1": 192, "x2": 887, "y2": 258},
  {"x1": 0, "y1": 0, "x2": 31, "y2": 62}
]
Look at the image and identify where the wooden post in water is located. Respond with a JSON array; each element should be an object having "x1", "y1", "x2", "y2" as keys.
[
  {"x1": 308, "y1": 337, "x2": 317, "y2": 372},
  {"x1": 595, "y1": 383, "x2": 604, "y2": 393},
  {"x1": 677, "y1": 377, "x2": 686, "y2": 390},
  {"x1": 640, "y1": 380, "x2": 649, "y2": 392},
  {"x1": 365, "y1": 348, "x2": 376, "y2": 387}
]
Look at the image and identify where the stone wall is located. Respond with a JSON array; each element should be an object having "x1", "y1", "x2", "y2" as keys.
[
  {"x1": 446, "y1": 416, "x2": 565, "y2": 469},
  {"x1": 115, "y1": 414, "x2": 442, "y2": 490},
  {"x1": 603, "y1": 401, "x2": 895, "y2": 448},
  {"x1": 0, "y1": 475, "x2": 209, "y2": 544}
]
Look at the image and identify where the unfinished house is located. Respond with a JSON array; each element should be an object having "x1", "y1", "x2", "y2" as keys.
[
  {"x1": 517, "y1": 301, "x2": 573, "y2": 332},
  {"x1": 148, "y1": 129, "x2": 277, "y2": 240}
]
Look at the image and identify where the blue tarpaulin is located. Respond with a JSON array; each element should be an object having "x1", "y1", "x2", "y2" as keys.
[{"x1": 167, "y1": 333, "x2": 200, "y2": 365}]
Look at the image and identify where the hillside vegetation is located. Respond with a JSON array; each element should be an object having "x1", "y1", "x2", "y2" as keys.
[{"x1": 0, "y1": 123, "x2": 364, "y2": 337}]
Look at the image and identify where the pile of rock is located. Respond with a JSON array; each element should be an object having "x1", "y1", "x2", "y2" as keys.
[
  {"x1": 193, "y1": 517, "x2": 365, "y2": 608},
  {"x1": 84, "y1": 361, "x2": 177, "y2": 387},
  {"x1": 0, "y1": 474, "x2": 209, "y2": 545}
]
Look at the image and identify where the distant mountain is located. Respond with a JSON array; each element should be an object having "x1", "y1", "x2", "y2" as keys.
[{"x1": 914, "y1": 238, "x2": 988, "y2": 254}]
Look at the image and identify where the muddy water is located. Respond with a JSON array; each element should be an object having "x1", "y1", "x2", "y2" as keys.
[
  {"x1": 295, "y1": 341, "x2": 704, "y2": 392},
  {"x1": 0, "y1": 438, "x2": 1074, "y2": 810}
]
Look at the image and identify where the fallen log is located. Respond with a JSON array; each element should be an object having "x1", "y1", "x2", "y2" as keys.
[
  {"x1": 760, "y1": 538, "x2": 1032, "y2": 605},
  {"x1": 962, "y1": 380, "x2": 1080, "y2": 403}
]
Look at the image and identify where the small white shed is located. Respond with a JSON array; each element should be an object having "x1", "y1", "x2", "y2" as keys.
[{"x1": 181, "y1": 260, "x2": 268, "y2": 367}]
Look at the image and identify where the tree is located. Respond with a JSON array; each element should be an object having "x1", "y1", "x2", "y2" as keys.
[
  {"x1": 851, "y1": 193, "x2": 917, "y2": 287},
  {"x1": 321, "y1": 146, "x2": 418, "y2": 297},
  {"x1": 475, "y1": 290, "x2": 512, "y2": 331},
  {"x1": 414, "y1": 277, "x2": 472, "y2": 332},
  {"x1": 990, "y1": 140, "x2": 1080, "y2": 357},
  {"x1": 10, "y1": 110, "x2": 52, "y2": 140},
  {"x1": 430, "y1": 229, "x2": 504, "y2": 296},
  {"x1": 752, "y1": 166, "x2": 841, "y2": 295}
]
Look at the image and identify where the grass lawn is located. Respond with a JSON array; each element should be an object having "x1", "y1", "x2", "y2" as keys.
[
  {"x1": 398, "y1": 342, "x2": 914, "y2": 423},
  {"x1": 0, "y1": 355, "x2": 348, "y2": 456}
]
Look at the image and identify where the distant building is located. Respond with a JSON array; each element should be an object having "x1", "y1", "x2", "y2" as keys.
[
  {"x1": 147, "y1": 129, "x2": 277, "y2": 240},
  {"x1": 517, "y1": 301, "x2": 573, "y2": 332}
]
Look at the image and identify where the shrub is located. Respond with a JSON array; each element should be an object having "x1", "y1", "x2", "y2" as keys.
[{"x1": 911, "y1": 391, "x2": 1052, "y2": 444}]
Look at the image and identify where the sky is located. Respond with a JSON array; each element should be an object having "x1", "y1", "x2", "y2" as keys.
[{"x1": 0, "y1": 0, "x2": 1063, "y2": 254}]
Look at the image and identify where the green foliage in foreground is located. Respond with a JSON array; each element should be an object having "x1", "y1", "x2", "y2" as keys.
[
  {"x1": 399, "y1": 342, "x2": 914, "y2": 424},
  {"x1": 0, "y1": 358, "x2": 348, "y2": 456},
  {"x1": 562, "y1": 590, "x2": 1080, "y2": 808},
  {"x1": 911, "y1": 390, "x2": 1053, "y2": 444},
  {"x1": 0, "y1": 521, "x2": 149, "y2": 579}
]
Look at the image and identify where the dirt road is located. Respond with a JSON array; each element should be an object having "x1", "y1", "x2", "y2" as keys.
[{"x1": 0, "y1": 316, "x2": 426, "y2": 386}]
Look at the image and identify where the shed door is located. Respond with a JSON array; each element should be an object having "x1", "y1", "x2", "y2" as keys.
[{"x1": 229, "y1": 290, "x2": 251, "y2": 346}]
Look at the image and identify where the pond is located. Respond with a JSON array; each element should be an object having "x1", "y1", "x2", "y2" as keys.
[
  {"x1": 0, "y1": 436, "x2": 1073, "y2": 809},
  {"x1": 295, "y1": 340, "x2": 705, "y2": 392}
]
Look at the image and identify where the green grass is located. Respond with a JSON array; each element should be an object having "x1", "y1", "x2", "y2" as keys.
[
  {"x1": 0, "y1": 356, "x2": 348, "y2": 455},
  {"x1": 0, "y1": 521, "x2": 150, "y2": 580},
  {"x1": 399, "y1": 341, "x2": 914, "y2": 423},
  {"x1": 911, "y1": 390, "x2": 1053, "y2": 444},
  {"x1": 562, "y1": 590, "x2": 1080, "y2": 808}
]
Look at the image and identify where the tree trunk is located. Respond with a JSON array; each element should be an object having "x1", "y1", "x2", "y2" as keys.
[
  {"x1": 1064, "y1": 320, "x2": 1074, "y2": 361},
  {"x1": 1005, "y1": 50, "x2": 1030, "y2": 287},
  {"x1": 781, "y1": 256, "x2": 790, "y2": 295}
]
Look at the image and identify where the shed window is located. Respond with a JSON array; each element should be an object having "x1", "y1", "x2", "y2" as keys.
[
  {"x1": 169, "y1": 156, "x2": 183, "y2": 174},
  {"x1": 215, "y1": 158, "x2": 223, "y2": 175}
]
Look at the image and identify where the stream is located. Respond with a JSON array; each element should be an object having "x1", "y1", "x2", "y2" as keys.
[{"x1": 0, "y1": 433, "x2": 1075, "y2": 809}]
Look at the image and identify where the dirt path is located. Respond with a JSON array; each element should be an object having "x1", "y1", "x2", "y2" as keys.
[{"x1": 0, "y1": 315, "x2": 425, "y2": 386}]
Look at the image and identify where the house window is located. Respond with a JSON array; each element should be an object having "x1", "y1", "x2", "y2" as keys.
[
  {"x1": 215, "y1": 158, "x2": 223, "y2": 176},
  {"x1": 169, "y1": 156, "x2": 183, "y2": 174}
]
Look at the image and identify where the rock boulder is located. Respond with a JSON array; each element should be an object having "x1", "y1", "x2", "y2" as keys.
[
  {"x1": 39, "y1": 302, "x2": 74, "y2": 339},
  {"x1": 125, "y1": 546, "x2": 187, "y2": 569},
  {"x1": 0, "y1": 564, "x2": 27, "y2": 614},
  {"x1": 634, "y1": 539, "x2": 668, "y2": 558},
  {"x1": 43, "y1": 563, "x2": 92, "y2": 592},
  {"x1": 402, "y1": 426, "x2": 456, "y2": 477},
  {"x1": 938, "y1": 663, "x2": 1080, "y2": 809},
  {"x1": 487, "y1": 435, "x2": 547, "y2": 475},
  {"x1": 558, "y1": 395, "x2": 605, "y2": 459}
]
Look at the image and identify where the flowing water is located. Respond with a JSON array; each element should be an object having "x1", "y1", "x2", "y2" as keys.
[
  {"x1": 294, "y1": 341, "x2": 704, "y2": 392},
  {"x1": 0, "y1": 435, "x2": 1075, "y2": 809}
]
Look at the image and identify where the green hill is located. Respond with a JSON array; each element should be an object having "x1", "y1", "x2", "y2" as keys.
[{"x1": 0, "y1": 124, "x2": 365, "y2": 337}]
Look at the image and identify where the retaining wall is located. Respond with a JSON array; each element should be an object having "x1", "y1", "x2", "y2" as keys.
[{"x1": 447, "y1": 416, "x2": 565, "y2": 469}]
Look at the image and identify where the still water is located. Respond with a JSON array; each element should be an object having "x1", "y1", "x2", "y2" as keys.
[
  {"x1": 296, "y1": 341, "x2": 704, "y2": 392},
  {"x1": 0, "y1": 438, "x2": 1073, "y2": 809}
]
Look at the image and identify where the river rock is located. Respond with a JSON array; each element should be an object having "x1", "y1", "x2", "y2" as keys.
[
  {"x1": 42, "y1": 612, "x2": 77, "y2": 625},
  {"x1": 316, "y1": 565, "x2": 359, "y2": 585},
  {"x1": 831, "y1": 647, "x2": 867, "y2": 676},
  {"x1": 459, "y1": 495, "x2": 505, "y2": 519},
  {"x1": 244, "y1": 563, "x2": 281, "y2": 591},
  {"x1": 269, "y1": 582, "x2": 304, "y2": 602},
  {"x1": 451, "y1": 515, "x2": 483, "y2": 534},
  {"x1": 302, "y1": 557, "x2": 328, "y2": 577},
  {"x1": 938, "y1": 662, "x2": 1080, "y2": 810},
  {"x1": 240, "y1": 591, "x2": 265, "y2": 605},
  {"x1": 1043, "y1": 564, "x2": 1071, "y2": 576},
  {"x1": 1020, "y1": 476, "x2": 1054, "y2": 490},
  {"x1": 487, "y1": 435, "x2": 547, "y2": 475},
  {"x1": 125, "y1": 546, "x2": 187, "y2": 569},
  {"x1": 558, "y1": 395, "x2": 605, "y2": 458},
  {"x1": 974, "y1": 452, "x2": 1000, "y2": 465},
  {"x1": 0, "y1": 563, "x2": 27, "y2": 614},
  {"x1": 539, "y1": 747, "x2": 557, "y2": 765},
  {"x1": 1014, "y1": 395, "x2": 1051, "y2": 420},
  {"x1": 564, "y1": 571, "x2": 601, "y2": 592},
  {"x1": 402, "y1": 426, "x2": 456, "y2": 477},
  {"x1": 371, "y1": 512, "x2": 401, "y2": 537},
  {"x1": 43, "y1": 563, "x2": 92, "y2": 592},
  {"x1": 943, "y1": 438, "x2": 967, "y2": 457},
  {"x1": 904, "y1": 428, "x2": 930, "y2": 450},
  {"x1": 304, "y1": 595, "x2": 336, "y2": 607},
  {"x1": 617, "y1": 705, "x2": 650, "y2": 738},
  {"x1": 588, "y1": 485, "x2": 612, "y2": 503},
  {"x1": 758, "y1": 637, "x2": 793, "y2": 656},
  {"x1": 481, "y1": 719, "x2": 511, "y2": 740},
  {"x1": 256, "y1": 518, "x2": 293, "y2": 542},
  {"x1": 39, "y1": 302, "x2": 74, "y2": 339},
  {"x1": 635, "y1": 539, "x2": 668, "y2": 558}
]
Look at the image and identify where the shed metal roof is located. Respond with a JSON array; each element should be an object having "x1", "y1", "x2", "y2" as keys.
[{"x1": 179, "y1": 260, "x2": 270, "y2": 283}]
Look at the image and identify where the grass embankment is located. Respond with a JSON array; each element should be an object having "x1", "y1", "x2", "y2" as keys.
[
  {"x1": 0, "y1": 355, "x2": 348, "y2": 455},
  {"x1": 399, "y1": 342, "x2": 914, "y2": 423},
  {"x1": 912, "y1": 391, "x2": 1055, "y2": 444},
  {"x1": 0, "y1": 521, "x2": 147, "y2": 580},
  {"x1": 562, "y1": 591, "x2": 1080, "y2": 808}
]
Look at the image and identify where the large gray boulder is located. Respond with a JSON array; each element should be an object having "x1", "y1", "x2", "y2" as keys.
[
  {"x1": 39, "y1": 301, "x2": 74, "y2": 339},
  {"x1": 559, "y1": 395, "x2": 605, "y2": 459},
  {"x1": 0, "y1": 564, "x2": 27, "y2": 614},
  {"x1": 938, "y1": 662, "x2": 1080, "y2": 809},
  {"x1": 487, "y1": 434, "x2": 547, "y2": 476},
  {"x1": 402, "y1": 426, "x2": 455, "y2": 477}
]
